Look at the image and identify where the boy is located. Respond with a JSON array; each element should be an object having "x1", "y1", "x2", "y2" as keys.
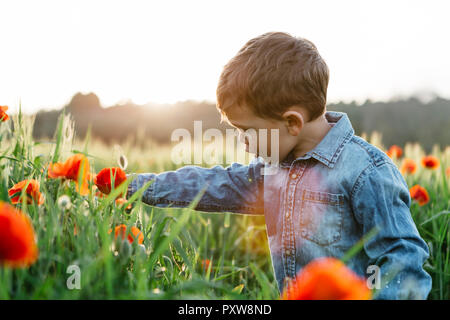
[{"x1": 126, "y1": 32, "x2": 431, "y2": 299}]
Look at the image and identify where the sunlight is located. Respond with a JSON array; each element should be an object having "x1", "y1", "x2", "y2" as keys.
[{"x1": 0, "y1": 0, "x2": 449, "y2": 112}]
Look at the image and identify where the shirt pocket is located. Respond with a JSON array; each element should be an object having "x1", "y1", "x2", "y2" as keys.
[{"x1": 298, "y1": 189, "x2": 344, "y2": 246}]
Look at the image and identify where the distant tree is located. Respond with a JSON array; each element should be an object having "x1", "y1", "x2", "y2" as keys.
[{"x1": 33, "y1": 92, "x2": 450, "y2": 152}]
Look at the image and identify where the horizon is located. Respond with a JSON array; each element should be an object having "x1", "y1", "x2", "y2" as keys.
[
  {"x1": 6, "y1": 89, "x2": 448, "y2": 116},
  {"x1": 1, "y1": 0, "x2": 450, "y2": 113}
]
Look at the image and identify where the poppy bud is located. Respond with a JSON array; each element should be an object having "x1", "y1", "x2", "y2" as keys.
[{"x1": 119, "y1": 238, "x2": 132, "y2": 261}]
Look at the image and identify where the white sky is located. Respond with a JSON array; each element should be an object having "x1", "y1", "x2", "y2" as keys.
[{"x1": 1, "y1": 0, "x2": 449, "y2": 113}]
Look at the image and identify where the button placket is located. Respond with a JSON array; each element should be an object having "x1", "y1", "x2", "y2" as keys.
[{"x1": 282, "y1": 160, "x2": 308, "y2": 279}]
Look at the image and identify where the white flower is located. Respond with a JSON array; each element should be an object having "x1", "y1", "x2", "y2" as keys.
[{"x1": 57, "y1": 195, "x2": 72, "y2": 210}]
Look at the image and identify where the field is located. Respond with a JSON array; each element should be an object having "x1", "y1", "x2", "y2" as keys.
[{"x1": 0, "y1": 111, "x2": 449, "y2": 299}]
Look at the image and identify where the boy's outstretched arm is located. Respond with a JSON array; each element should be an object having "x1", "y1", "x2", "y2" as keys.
[
  {"x1": 126, "y1": 157, "x2": 265, "y2": 215},
  {"x1": 351, "y1": 162, "x2": 432, "y2": 300}
]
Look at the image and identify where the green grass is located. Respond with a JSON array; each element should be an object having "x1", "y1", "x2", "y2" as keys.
[{"x1": 0, "y1": 110, "x2": 449, "y2": 299}]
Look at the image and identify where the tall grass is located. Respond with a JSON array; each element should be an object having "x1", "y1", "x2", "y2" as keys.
[
  {"x1": 0, "y1": 111, "x2": 276, "y2": 299},
  {"x1": 0, "y1": 112, "x2": 448, "y2": 299}
]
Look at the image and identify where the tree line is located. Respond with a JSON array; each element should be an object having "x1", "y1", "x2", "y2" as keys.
[{"x1": 32, "y1": 92, "x2": 450, "y2": 152}]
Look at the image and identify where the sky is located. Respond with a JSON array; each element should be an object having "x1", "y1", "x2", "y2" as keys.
[{"x1": 1, "y1": 0, "x2": 449, "y2": 113}]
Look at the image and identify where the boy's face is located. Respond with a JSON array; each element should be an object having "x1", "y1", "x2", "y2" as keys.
[{"x1": 224, "y1": 104, "x2": 303, "y2": 163}]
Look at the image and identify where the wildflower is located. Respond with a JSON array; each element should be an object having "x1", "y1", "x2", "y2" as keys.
[
  {"x1": 48, "y1": 154, "x2": 91, "y2": 195},
  {"x1": 201, "y1": 259, "x2": 212, "y2": 272},
  {"x1": 8, "y1": 179, "x2": 44, "y2": 205},
  {"x1": 108, "y1": 224, "x2": 144, "y2": 245},
  {"x1": 57, "y1": 195, "x2": 72, "y2": 210},
  {"x1": 446, "y1": 167, "x2": 450, "y2": 178},
  {"x1": 94, "y1": 167, "x2": 127, "y2": 196},
  {"x1": 0, "y1": 105, "x2": 9, "y2": 122},
  {"x1": 0, "y1": 201, "x2": 38, "y2": 267},
  {"x1": 409, "y1": 185, "x2": 430, "y2": 206},
  {"x1": 421, "y1": 155, "x2": 440, "y2": 170},
  {"x1": 400, "y1": 158, "x2": 417, "y2": 175},
  {"x1": 386, "y1": 145, "x2": 403, "y2": 159},
  {"x1": 281, "y1": 257, "x2": 371, "y2": 300},
  {"x1": 95, "y1": 191, "x2": 106, "y2": 198},
  {"x1": 115, "y1": 197, "x2": 132, "y2": 210}
]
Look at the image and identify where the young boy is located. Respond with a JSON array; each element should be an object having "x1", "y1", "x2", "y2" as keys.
[{"x1": 126, "y1": 32, "x2": 431, "y2": 299}]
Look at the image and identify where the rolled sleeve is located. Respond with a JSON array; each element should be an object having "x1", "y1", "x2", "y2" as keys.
[
  {"x1": 125, "y1": 157, "x2": 265, "y2": 214},
  {"x1": 126, "y1": 172, "x2": 156, "y2": 202},
  {"x1": 351, "y1": 162, "x2": 432, "y2": 299}
]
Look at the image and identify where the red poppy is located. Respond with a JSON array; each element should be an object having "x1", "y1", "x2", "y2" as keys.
[
  {"x1": 201, "y1": 259, "x2": 212, "y2": 272},
  {"x1": 95, "y1": 191, "x2": 106, "y2": 198},
  {"x1": 400, "y1": 158, "x2": 417, "y2": 175},
  {"x1": 0, "y1": 201, "x2": 38, "y2": 267},
  {"x1": 386, "y1": 145, "x2": 403, "y2": 159},
  {"x1": 421, "y1": 155, "x2": 440, "y2": 170},
  {"x1": 115, "y1": 198, "x2": 132, "y2": 210},
  {"x1": 94, "y1": 167, "x2": 127, "y2": 195},
  {"x1": 281, "y1": 257, "x2": 371, "y2": 300},
  {"x1": 0, "y1": 105, "x2": 9, "y2": 122},
  {"x1": 108, "y1": 224, "x2": 143, "y2": 244},
  {"x1": 48, "y1": 154, "x2": 91, "y2": 195},
  {"x1": 8, "y1": 179, "x2": 44, "y2": 205},
  {"x1": 409, "y1": 185, "x2": 430, "y2": 206}
]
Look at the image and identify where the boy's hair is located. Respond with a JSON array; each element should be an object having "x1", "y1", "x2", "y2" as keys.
[{"x1": 216, "y1": 32, "x2": 329, "y2": 122}]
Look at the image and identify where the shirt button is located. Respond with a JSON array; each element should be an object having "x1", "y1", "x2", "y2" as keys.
[
  {"x1": 285, "y1": 212, "x2": 290, "y2": 218},
  {"x1": 286, "y1": 250, "x2": 291, "y2": 256},
  {"x1": 290, "y1": 173, "x2": 297, "y2": 179}
]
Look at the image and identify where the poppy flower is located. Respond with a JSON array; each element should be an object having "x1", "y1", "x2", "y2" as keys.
[
  {"x1": 95, "y1": 191, "x2": 106, "y2": 198},
  {"x1": 115, "y1": 198, "x2": 132, "y2": 210},
  {"x1": 201, "y1": 259, "x2": 212, "y2": 272},
  {"x1": 446, "y1": 167, "x2": 450, "y2": 178},
  {"x1": 386, "y1": 145, "x2": 403, "y2": 159},
  {"x1": 108, "y1": 224, "x2": 144, "y2": 245},
  {"x1": 281, "y1": 257, "x2": 371, "y2": 300},
  {"x1": 409, "y1": 185, "x2": 430, "y2": 206},
  {"x1": 421, "y1": 155, "x2": 440, "y2": 170},
  {"x1": 8, "y1": 179, "x2": 44, "y2": 205},
  {"x1": 0, "y1": 201, "x2": 38, "y2": 267},
  {"x1": 94, "y1": 167, "x2": 127, "y2": 195},
  {"x1": 0, "y1": 105, "x2": 9, "y2": 122},
  {"x1": 48, "y1": 154, "x2": 91, "y2": 195},
  {"x1": 400, "y1": 158, "x2": 417, "y2": 175}
]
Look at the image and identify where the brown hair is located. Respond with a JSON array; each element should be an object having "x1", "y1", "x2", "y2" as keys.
[{"x1": 216, "y1": 32, "x2": 329, "y2": 122}]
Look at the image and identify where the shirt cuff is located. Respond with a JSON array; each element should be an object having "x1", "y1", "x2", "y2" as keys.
[
  {"x1": 126, "y1": 173, "x2": 137, "y2": 200},
  {"x1": 125, "y1": 173, "x2": 156, "y2": 203}
]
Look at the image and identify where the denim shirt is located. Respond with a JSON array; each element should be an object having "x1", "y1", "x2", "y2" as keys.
[{"x1": 127, "y1": 111, "x2": 432, "y2": 300}]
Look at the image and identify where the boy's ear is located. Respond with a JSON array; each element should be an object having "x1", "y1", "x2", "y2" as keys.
[{"x1": 282, "y1": 110, "x2": 305, "y2": 136}]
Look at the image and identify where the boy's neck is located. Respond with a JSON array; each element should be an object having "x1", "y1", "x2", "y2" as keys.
[{"x1": 291, "y1": 113, "x2": 332, "y2": 159}]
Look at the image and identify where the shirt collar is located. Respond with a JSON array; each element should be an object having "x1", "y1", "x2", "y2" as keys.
[{"x1": 280, "y1": 111, "x2": 355, "y2": 169}]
